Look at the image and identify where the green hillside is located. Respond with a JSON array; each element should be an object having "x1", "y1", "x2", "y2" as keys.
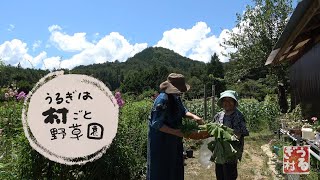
[
  {"x1": 0, "y1": 47, "x2": 227, "y2": 99},
  {"x1": 71, "y1": 47, "x2": 209, "y2": 95}
]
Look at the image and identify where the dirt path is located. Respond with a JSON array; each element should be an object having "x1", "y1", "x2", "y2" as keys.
[{"x1": 185, "y1": 135, "x2": 282, "y2": 180}]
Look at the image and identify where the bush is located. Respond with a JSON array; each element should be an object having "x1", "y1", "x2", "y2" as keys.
[
  {"x1": 238, "y1": 95, "x2": 281, "y2": 132},
  {"x1": 228, "y1": 78, "x2": 276, "y2": 102},
  {"x1": 185, "y1": 95, "x2": 281, "y2": 133},
  {"x1": 184, "y1": 98, "x2": 222, "y2": 122},
  {"x1": 262, "y1": 95, "x2": 281, "y2": 132},
  {"x1": 136, "y1": 89, "x2": 158, "y2": 101},
  {"x1": 0, "y1": 99, "x2": 152, "y2": 179}
]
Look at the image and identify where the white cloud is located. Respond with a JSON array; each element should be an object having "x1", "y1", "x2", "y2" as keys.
[
  {"x1": 0, "y1": 39, "x2": 30, "y2": 66},
  {"x1": 48, "y1": 25, "x2": 62, "y2": 32},
  {"x1": 7, "y1": 24, "x2": 15, "y2": 32},
  {"x1": 0, "y1": 39, "x2": 46, "y2": 68},
  {"x1": 1, "y1": 22, "x2": 240, "y2": 70},
  {"x1": 155, "y1": 22, "x2": 210, "y2": 56},
  {"x1": 32, "y1": 40, "x2": 42, "y2": 51},
  {"x1": 92, "y1": 32, "x2": 100, "y2": 43},
  {"x1": 1, "y1": 28, "x2": 148, "y2": 70},
  {"x1": 155, "y1": 22, "x2": 237, "y2": 63},
  {"x1": 188, "y1": 28, "x2": 238, "y2": 62},
  {"x1": 60, "y1": 32, "x2": 148, "y2": 69},
  {"x1": 48, "y1": 25, "x2": 94, "y2": 52},
  {"x1": 42, "y1": 56, "x2": 61, "y2": 70},
  {"x1": 33, "y1": 51, "x2": 47, "y2": 67}
]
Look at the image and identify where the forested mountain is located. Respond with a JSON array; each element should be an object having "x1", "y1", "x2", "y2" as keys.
[
  {"x1": 71, "y1": 47, "x2": 212, "y2": 95},
  {"x1": 0, "y1": 64, "x2": 49, "y2": 94},
  {"x1": 125, "y1": 47, "x2": 205, "y2": 73},
  {"x1": 1, "y1": 47, "x2": 226, "y2": 99}
]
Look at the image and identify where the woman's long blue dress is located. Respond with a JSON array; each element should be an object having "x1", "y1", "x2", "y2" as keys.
[{"x1": 147, "y1": 92, "x2": 188, "y2": 180}]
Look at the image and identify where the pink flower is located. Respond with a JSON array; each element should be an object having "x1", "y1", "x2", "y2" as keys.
[
  {"x1": 114, "y1": 91, "x2": 125, "y2": 108},
  {"x1": 16, "y1": 91, "x2": 27, "y2": 101},
  {"x1": 4, "y1": 88, "x2": 27, "y2": 101},
  {"x1": 117, "y1": 98, "x2": 125, "y2": 107},
  {"x1": 312, "y1": 117, "x2": 318, "y2": 123},
  {"x1": 115, "y1": 92, "x2": 121, "y2": 99}
]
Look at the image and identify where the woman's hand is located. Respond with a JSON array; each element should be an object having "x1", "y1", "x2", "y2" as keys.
[
  {"x1": 193, "y1": 116, "x2": 205, "y2": 125},
  {"x1": 174, "y1": 129, "x2": 184, "y2": 138},
  {"x1": 159, "y1": 125, "x2": 184, "y2": 137},
  {"x1": 185, "y1": 112, "x2": 204, "y2": 125}
]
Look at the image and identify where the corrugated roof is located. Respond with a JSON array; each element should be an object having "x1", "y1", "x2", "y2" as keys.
[{"x1": 265, "y1": 0, "x2": 320, "y2": 65}]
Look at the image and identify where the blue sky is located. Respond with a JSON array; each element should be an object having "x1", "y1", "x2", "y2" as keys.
[{"x1": 0, "y1": 0, "x2": 296, "y2": 70}]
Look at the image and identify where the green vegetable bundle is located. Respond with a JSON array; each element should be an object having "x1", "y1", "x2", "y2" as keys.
[
  {"x1": 180, "y1": 118, "x2": 199, "y2": 136},
  {"x1": 199, "y1": 122, "x2": 240, "y2": 164}
]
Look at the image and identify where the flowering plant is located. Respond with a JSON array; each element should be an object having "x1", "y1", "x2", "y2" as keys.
[
  {"x1": 16, "y1": 91, "x2": 27, "y2": 101},
  {"x1": 114, "y1": 91, "x2": 125, "y2": 108},
  {"x1": 311, "y1": 117, "x2": 320, "y2": 132},
  {"x1": 4, "y1": 88, "x2": 27, "y2": 102},
  {"x1": 4, "y1": 88, "x2": 17, "y2": 100}
]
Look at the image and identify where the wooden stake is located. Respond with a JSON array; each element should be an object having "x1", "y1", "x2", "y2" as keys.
[
  {"x1": 204, "y1": 84, "x2": 207, "y2": 121},
  {"x1": 212, "y1": 84, "x2": 215, "y2": 121}
]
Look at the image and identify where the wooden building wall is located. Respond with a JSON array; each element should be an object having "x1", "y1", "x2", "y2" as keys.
[{"x1": 290, "y1": 42, "x2": 320, "y2": 118}]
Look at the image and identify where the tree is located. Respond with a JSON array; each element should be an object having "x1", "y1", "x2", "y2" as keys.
[
  {"x1": 0, "y1": 58, "x2": 4, "y2": 67},
  {"x1": 186, "y1": 76, "x2": 203, "y2": 99},
  {"x1": 222, "y1": 0, "x2": 293, "y2": 101},
  {"x1": 201, "y1": 54, "x2": 226, "y2": 96},
  {"x1": 223, "y1": 0, "x2": 293, "y2": 84},
  {"x1": 206, "y1": 53, "x2": 224, "y2": 79}
]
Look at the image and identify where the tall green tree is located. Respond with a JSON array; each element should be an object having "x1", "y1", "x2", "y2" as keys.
[
  {"x1": 206, "y1": 53, "x2": 224, "y2": 79},
  {"x1": 223, "y1": 0, "x2": 293, "y2": 84},
  {"x1": 204, "y1": 53, "x2": 226, "y2": 95},
  {"x1": 186, "y1": 76, "x2": 203, "y2": 99},
  {"x1": 0, "y1": 58, "x2": 4, "y2": 67}
]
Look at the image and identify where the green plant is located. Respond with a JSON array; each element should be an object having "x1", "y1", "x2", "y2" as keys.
[
  {"x1": 281, "y1": 104, "x2": 304, "y2": 129},
  {"x1": 288, "y1": 104, "x2": 303, "y2": 121},
  {"x1": 185, "y1": 96, "x2": 281, "y2": 133},
  {"x1": 136, "y1": 89, "x2": 158, "y2": 101},
  {"x1": 238, "y1": 96, "x2": 280, "y2": 132},
  {"x1": 0, "y1": 101, "x2": 24, "y2": 179},
  {"x1": 0, "y1": 98, "x2": 152, "y2": 179},
  {"x1": 184, "y1": 98, "x2": 221, "y2": 122},
  {"x1": 310, "y1": 117, "x2": 320, "y2": 132}
]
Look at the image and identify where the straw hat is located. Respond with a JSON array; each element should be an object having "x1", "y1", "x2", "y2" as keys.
[{"x1": 159, "y1": 73, "x2": 190, "y2": 94}]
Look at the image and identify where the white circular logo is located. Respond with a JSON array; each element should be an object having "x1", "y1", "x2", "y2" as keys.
[{"x1": 22, "y1": 71, "x2": 119, "y2": 165}]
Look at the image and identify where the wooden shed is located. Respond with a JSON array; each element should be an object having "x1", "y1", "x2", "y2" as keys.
[{"x1": 265, "y1": 0, "x2": 320, "y2": 118}]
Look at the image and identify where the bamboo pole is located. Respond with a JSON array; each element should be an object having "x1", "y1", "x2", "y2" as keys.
[
  {"x1": 212, "y1": 84, "x2": 215, "y2": 121},
  {"x1": 204, "y1": 84, "x2": 207, "y2": 121}
]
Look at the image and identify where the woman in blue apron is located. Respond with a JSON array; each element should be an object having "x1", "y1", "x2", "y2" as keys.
[{"x1": 147, "y1": 73, "x2": 205, "y2": 180}]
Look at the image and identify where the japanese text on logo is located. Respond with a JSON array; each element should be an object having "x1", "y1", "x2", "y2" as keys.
[
  {"x1": 283, "y1": 146, "x2": 310, "y2": 174},
  {"x1": 22, "y1": 71, "x2": 119, "y2": 165}
]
